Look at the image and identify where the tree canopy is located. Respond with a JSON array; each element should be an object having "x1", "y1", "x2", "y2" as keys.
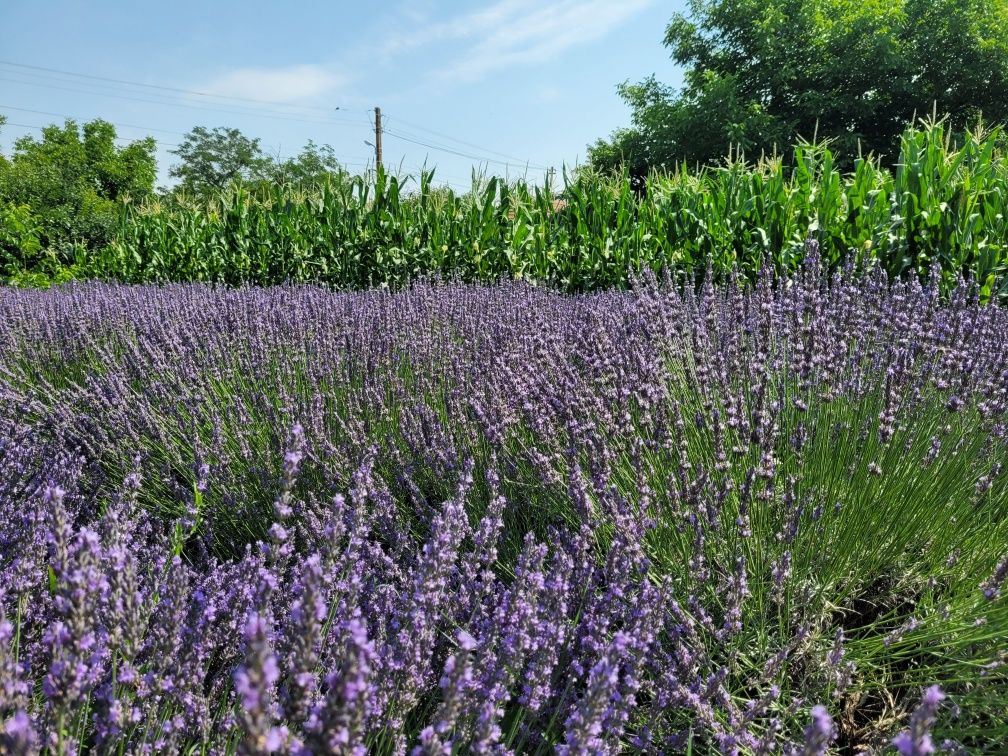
[
  {"x1": 271, "y1": 140, "x2": 348, "y2": 185},
  {"x1": 0, "y1": 118, "x2": 156, "y2": 261},
  {"x1": 589, "y1": 0, "x2": 1008, "y2": 176},
  {"x1": 168, "y1": 126, "x2": 274, "y2": 196},
  {"x1": 168, "y1": 128, "x2": 349, "y2": 196}
]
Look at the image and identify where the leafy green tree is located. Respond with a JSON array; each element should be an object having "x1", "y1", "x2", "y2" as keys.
[
  {"x1": 271, "y1": 140, "x2": 348, "y2": 185},
  {"x1": 590, "y1": 0, "x2": 1008, "y2": 175},
  {"x1": 0, "y1": 202, "x2": 42, "y2": 274},
  {"x1": 0, "y1": 117, "x2": 156, "y2": 261},
  {"x1": 169, "y1": 126, "x2": 273, "y2": 195}
]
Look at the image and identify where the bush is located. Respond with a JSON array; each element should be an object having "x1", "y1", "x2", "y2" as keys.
[{"x1": 0, "y1": 118, "x2": 156, "y2": 269}]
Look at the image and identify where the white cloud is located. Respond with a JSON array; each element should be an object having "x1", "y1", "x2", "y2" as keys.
[
  {"x1": 384, "y1": 0, "x2": 654, "y2": 82},
  {"x1": 201, "y1": 64, "x2": 345, "y2": 104},
  {"x1": 382, "y1": 0, "x2": 531, "y2": 57},
  {"x1": 536, "y1": 85, "x2": 563, "y2": 103}
]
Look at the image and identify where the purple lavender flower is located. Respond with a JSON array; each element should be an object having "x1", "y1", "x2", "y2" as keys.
[
  {"x1": 770, "y1": 551, "x2": 792, "y2": 604},
  {"x1": 234, "y1": 611, "x2": 282, "y2": 754},
  {"x1": 279, "y1": 553, "x2": 327, "y2": 728},
  {"x1": 793, "y1": 705, "x2": 834, "y2": 755},
  {"x1": 981, "y1": 555, "x2": 1008, "y2": 600},
  {"x1": 1, "y1": 709, "x2": 38, "y2": 754},
  {"x1": 0, "y1": 611, "x2": 30, "y2": 714},
  {"x1": 43, "y1": 517, "x2": 109, "y2": 750},
  {"x1": 411, "y1": 629, "x2": 477, "y2": 755},
  {"x1": 557, "y1": 632, "x2": 629, "y2": 756},
  {"x1": 307, "y1": 619, "x2": 374, "y2": 755},
  {"x1": 1, "y1": 254, "x2": 1007, "y2": 753},
  {"x1": 893, "y1": 686, "x2": 945, "y2": 755}
]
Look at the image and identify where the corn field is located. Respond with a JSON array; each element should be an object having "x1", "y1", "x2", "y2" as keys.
[{"x1": 92, "y1": 120, "x2": 1008, "y2": 298}]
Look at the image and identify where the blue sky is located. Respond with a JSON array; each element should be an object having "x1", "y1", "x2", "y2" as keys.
[{"x1": 0, "y1": 1, "x2": 686, "y2": 191}]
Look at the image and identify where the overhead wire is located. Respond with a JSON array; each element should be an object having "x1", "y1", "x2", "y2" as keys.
[
  {"x1": 2, "y1": 59, "x2": 551, "y2": 178},
  {"x1": 0, "y1": 73, "x2": 367, "y2": 126},
  {"x1": 2, "y1": 114, "x2": 373, "y2": 170},
  {"x1": 0, "y1": 59, "x2": 344, "y2": 114},
  {"x1": 384, "y1": 111, "x2": 551, "y2": 170},
  {"x1": 1, "y1": 120, "x2": 181, "y2": 149},
  {"x1": 0, "y1": 104, "x2": 187, "y2": 136},
  {"x1": 383, "y1": 127, "x2": 550, "y2": 173},
  {"x1": 2, "y1": 121, "x2": 516, "y2": 188}
]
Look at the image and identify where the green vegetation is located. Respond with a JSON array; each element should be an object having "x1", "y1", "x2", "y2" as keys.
[
  {"x1": 168, "y1": 125, "x2": 275, "y2": 196},
  {"x1": 2, "y1": 116, "x2": 1008, "y2": 297},
  {"x1": 0, "y1": 117, "x2": 157, "y2": 281},
  {"x1": 590, "y1": 0, "x2": 1008, "y2": 177},
  {"x1": 3, "y1": 3, "x2": 1008, "y2": 291},
  {"x1": 90, "y1": 121, "x2": 1008, "y2": 299},
  {"x1": 165, "y1": 126, "x2": 347, "y2": 196},
  {"x1": 0, "y1": 119, "x2": 357, "y2": 286}
]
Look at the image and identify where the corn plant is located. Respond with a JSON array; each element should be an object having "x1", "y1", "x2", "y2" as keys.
[{"x1": 89, "y1": 120, "x2": 1008, "y2": 299}]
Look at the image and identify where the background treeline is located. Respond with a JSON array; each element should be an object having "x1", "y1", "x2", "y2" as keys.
[
  {"x1": 589, "y1": 0, "x2": 1008, "y2": 182},
  {"x1": 0, "y1": 117, "x2": 351, "y2": 285}
]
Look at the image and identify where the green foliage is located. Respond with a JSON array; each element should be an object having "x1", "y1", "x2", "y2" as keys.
[
  {"x1": 7, "y1": 263, "x2": 79, "y2": 289},
  {"x1": 271, "y1": 140, "x2": 350, "y2": 186},
  {"x1": 168, "y1": 125, "x2": 274, "y2": 196},
  {"x1": 89, "y1": 121, "x2": 1008, "y2": 299},
  {"x1": 0, "y1": 118, "x2": 156, "y2": 265},
  {"x1": 1, "y1": 202, "x2": 42, "y2": 274},
  {"x1": 590, "y1": 0, "x2": 1008, "y2": 174}
]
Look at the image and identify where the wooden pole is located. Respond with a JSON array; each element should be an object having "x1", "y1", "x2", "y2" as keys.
[{"x1": 374, "y1": 106, "x2": 383, "y2": 170}]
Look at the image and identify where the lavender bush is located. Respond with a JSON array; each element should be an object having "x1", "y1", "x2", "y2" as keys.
[{"x1": 1, "y1": 250, "x2": 1006, "y2": 753}]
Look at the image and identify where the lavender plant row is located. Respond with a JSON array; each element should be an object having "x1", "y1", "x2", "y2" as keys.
[{"x1": 1, "y1": 248, "x2": 1006, "y2": 753}]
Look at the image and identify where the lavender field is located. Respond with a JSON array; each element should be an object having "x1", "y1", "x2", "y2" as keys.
[{"x1": 1, "y1": 250, "x2": 1007, "y2": 753}]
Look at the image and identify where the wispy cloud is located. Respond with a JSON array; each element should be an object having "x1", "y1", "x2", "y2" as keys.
[
  {"x1": 201, "y1": 64, "x2": 346, "y2": 104},
  {"x1": 535, "y1": 85, "x2": 563, "y2": 103},
  {"x1": 381, "y1": 0, "x2": 530, "y2": 58},
  {"x1": 383, "y1": 0, "x2": 654, "y2": 82}
]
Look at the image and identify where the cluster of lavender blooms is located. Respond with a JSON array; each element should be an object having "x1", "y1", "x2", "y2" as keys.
[{"x1": 1, "y1": 247, "x2": 1007, "y2": 752}]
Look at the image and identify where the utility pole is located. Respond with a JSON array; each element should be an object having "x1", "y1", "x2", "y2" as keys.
[{"x1": 374, "y1": 106, "x2": 383, "y2": 170}]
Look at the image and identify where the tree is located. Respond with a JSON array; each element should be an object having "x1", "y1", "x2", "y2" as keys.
[
  {"x1": 0, "y1": 117, "x2": 156, "y2": 259},
  {"x1": 589, "y1": 0, "x2": 1008, "y2": 175},
  {"x1": 271, "y1": 140, "x2": 348, "y2": 185},
  {"x1": 169, "y1": 126, "x2": 273, "y2": 195}
]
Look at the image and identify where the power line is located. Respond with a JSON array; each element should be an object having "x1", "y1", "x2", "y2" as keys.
[
  {"x1": 0, "y1": 72, "x2": 364, "y2": 125},
  {"x1": 383, "y1": 127, "x2": 548, "y2": 173},
  {"x1": 2, "y1": 121, "x2": 507, "y2": 187},
  {"x1": 392, "y1": 128, "x2": 550, "y2": 173},
  {"x1": 385, "y1": 124, "x2": 551, "y2": 172},
  {"x1": 2, "y1": 116, "x2": 372, "y2": 169},
  {"x1": 0, "y1": 104, "x2": 187, "y2": 136},
  {"x1": 2, "y1": 60, "x2": 552, "y2": 174},
  {"x1": 1, "y1": 120, "x2": 181, "y2": 149},
  {"x1": 399, "y1": 162, "x2": 476, "y2": 186},
  {"x1": 0, "y1": 59, "x2": 342, "y2": 114},
  {"x1": 1, "y1": 60, "x2": 555, "y2": 176},
  {"x1": 0, "y1": 73, "x2": 366, "y2": 127},
  {"x1": 383, "y1": 112, "x2": 551, "y2": 170}
]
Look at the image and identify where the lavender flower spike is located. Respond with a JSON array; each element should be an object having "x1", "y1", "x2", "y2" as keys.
[
  {"x1": 791, "y1": 705, "x2": 834, "y2": 756},
  {"x1": 893, "y1": 686, "x2": 945, "y2": 756}
]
